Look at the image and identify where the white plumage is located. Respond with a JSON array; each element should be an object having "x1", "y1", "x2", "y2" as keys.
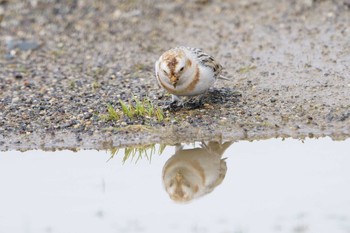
[{"x1": 155, "y1": 47, "x2": 223, "y2": 104}]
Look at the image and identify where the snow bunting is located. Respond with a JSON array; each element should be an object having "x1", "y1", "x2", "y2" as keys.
[
  {"x1": 162, "y1": 141, "x2": 233, "y2": 203},
  {"x1": 155, "y1": 47, "x2": 223, "y2": 104}
]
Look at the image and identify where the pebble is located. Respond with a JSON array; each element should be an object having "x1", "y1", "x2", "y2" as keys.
[
  {"x1": 6, "y1": 40, "x2": 40, "y2": 51},
  {"x1": 345, "y1": 0, "x2": 350, "y2": 7}
]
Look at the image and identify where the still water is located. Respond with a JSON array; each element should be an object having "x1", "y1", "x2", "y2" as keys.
[{"x1": 0, "y1": 138, "x2": 349, "y2": 233}]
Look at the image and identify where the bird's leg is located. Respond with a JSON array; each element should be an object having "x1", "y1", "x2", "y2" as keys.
[
  {"x1": 162, "y1": 95, "x2": 183, "y2": 111},
  {"x1": 170, "y1": 94, "x2": 185, "y2": 108},
  {"x1": 194, "y1": 94, "x2": 204, "y2": 105},
  {"x1": 175, "y1": 143, "x2": 184, "y2": 152},
  {"x1": 171, "y1": 94, "x2": 180, "y2": 103}
]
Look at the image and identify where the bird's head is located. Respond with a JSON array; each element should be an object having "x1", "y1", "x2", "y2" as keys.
[
  {"x1": 158, "y1": 49, "x2": 191, "y2": 88},
  {"x1": 164, "y1": 170, "x2": 199, "y2": 203}
]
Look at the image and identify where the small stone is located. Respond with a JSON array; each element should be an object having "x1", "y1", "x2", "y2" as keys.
[
  {"x1": 61, "y1": 121, "x2": 75, "y2": 128},
  {"x1": 83, "y1": 112, "x2": 92, "y2": 119},
  {"x1": 14, "y1": 73, "x2": 23, "y2": 79},
  {"x1": 345, "y1": 0, "x2": 350, "y2": 8},
  {"x1": 7, "y1": 40, "x2": 40, "y2": 51}
]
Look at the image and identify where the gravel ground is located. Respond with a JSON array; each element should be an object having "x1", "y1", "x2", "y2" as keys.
[{"x1": 0, "y1": 0, "x2": 349, "y2": 151}]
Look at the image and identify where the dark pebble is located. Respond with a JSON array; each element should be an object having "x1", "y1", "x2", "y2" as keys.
[
  {"x1": 344, "y1": 0, "x2": 350, "y2": 8},
  {"x1": 14, "y1": 74, "x2": 23, "y2": 79},
  {"x1": 61, "y1": 121, "x2": 76, "y2": 129},
  {"x1": 340, "y1": 112, "x2": 350, "y2": 121},
  {"x1": 76, "y1": 135, "x2": 82, "y2": 142}
]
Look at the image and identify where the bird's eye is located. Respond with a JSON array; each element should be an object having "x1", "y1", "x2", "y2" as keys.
[{"x1": 179, "y1": 67, "x2": 184, "y2": 72}]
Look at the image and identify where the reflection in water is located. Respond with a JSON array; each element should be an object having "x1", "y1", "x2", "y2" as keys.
[
  {"x1": 1, "y1": 138, "x2": 350, "y2": 233},
  {"x1": 108, "y1": 144, "x2": 167, "y2": 163},
  {"x1": 162, "y1": 141, "x2": 233, "y2": 203}
]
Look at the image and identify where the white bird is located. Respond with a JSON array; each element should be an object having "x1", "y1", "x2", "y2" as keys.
[
  {"x1": 162, "y1": 141, "x2": 233, "y2": 203},
  {"x1": 155, "y1": 47, "x2": 224, "y2": 105}
]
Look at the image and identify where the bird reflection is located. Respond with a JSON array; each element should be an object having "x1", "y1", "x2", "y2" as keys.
[{"x1": 162, "y1": 141, "x2": 233, "y2": 203}]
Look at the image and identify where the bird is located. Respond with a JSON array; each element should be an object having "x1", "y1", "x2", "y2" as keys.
[
  {"x1": 155, "y1": 47, "x2": 224, "y2": 106},
  {"x1": 162, "y1": 141, "x2": 233, "y2": 203}
]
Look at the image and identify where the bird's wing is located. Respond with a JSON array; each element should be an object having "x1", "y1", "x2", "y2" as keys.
[
  {"x1": 203, "y1": 159, "x2": 227, "y2": 195},
  {"x1": 182, "y1": 47, "x2": 223, "y2": 79}
]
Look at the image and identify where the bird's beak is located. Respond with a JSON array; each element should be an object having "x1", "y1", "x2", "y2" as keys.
[
  {"x1": 170, "y1": 75, "x2": 178, "y2": 88},
  {"x1": 175, "y1": 172, "x2": 183, "y2": 182}
]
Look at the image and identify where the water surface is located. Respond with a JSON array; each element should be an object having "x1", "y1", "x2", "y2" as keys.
[{"x1": 0, "y1": 138, "x2": 349, "y2": 233}]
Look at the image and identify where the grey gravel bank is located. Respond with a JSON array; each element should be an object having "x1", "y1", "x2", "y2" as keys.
[{"x1": 0, "y1": 0, "x2": 349, "y2": 150}]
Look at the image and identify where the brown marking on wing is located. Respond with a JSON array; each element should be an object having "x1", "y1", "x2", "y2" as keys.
[{"x1": 185, "y1": 65, "x2": 200, "y2": 92}]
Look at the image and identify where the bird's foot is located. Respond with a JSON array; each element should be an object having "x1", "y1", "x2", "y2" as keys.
[
  {"x1": 162, "y1": 99, "x2": 183, "y2": 112},
  {"x1": 184, "y1": 95, "x2": 204, "y2": 109}
]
